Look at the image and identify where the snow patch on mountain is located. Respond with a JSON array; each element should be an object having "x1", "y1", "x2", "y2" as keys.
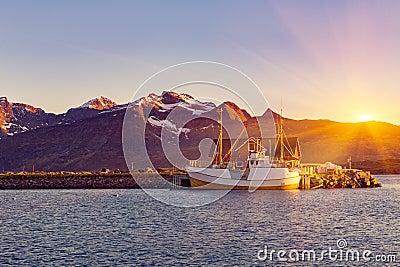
[
  {"x1": 201, "y1": 124, "x2": 215, "y2": 130},
  {"x1": 147, "y1": 116, "x2": 190, "y2": 136},
  {"x1": 132, "y1": 94, "x2": 159, "y2": 106},
  {"x1": 181, "y1": 102, "x2": 215, "y2": 115},
  {"x1": 6, "y1": 121, "x2": 40, "y2": 132},
  {"x1": 131, "y1": 92, "x2": 216, "y2": 116}
]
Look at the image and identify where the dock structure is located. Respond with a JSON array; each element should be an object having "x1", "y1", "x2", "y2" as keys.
[
  {"x1": 299, "y1": 175, "x2": 311, "y2": 190},
  {"x1": 298, "y1": 162, "x2": 381, "y2": 189},
  {"x1": 172, "y1": 175, "x2": 181, "y2": 189},
  {"x1": 0, "y1": 165, "x2": 380, "y2": 190}
]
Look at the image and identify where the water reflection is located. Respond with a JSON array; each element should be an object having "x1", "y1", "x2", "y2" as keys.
[{"x1": 0, "y1": 176, "x2": 399, "y2": 266}]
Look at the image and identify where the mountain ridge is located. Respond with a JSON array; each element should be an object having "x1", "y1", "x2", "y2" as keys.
[
  {"x1": 2, "y1": 95, "x2": 398, "y2": 126},
  {"x1": 0, "y1": 92, "x2": 399, "y2": 173}
]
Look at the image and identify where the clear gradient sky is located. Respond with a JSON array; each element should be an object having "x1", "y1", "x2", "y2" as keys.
[{"x1": 1, "y1": 0, "x2": 399, "y2": 124}]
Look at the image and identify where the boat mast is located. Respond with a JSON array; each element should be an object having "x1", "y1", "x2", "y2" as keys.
[
  {"x1": 280, "y1": 107, "x2": 284, "y2": 162},
  {"x1": 218, "y1": 108, "x2": 223, "y2": 165}
]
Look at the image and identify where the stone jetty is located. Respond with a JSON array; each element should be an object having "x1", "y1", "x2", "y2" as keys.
[
  {"x1": 0, "y1": 172, "x2": 177, "y2": 190},
  {"x1": 0, "y1": 168, "x2": 381, "y2": 190},
  {"x1": 317, "y1": 170, "x2": 382, "y2": 189},
  {"x1": 300, "y1": 162, "x2": 382, "y2": 189},
  {"x1": 302, "y1": 169, "x2": 382, "y2": 189}
]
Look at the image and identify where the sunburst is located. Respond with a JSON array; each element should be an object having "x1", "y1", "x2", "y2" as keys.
[{"x1": 360, "y1": 115, "x2": 372, "y2": 122}]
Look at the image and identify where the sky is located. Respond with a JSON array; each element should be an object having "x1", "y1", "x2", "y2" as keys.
[{"x1": 1, "y1": 0, "x2": 400, "y2": 124}]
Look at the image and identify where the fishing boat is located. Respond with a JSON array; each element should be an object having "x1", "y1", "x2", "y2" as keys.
[{"x1": 186, "y1": 109, "x2": 301, "y2": 190}]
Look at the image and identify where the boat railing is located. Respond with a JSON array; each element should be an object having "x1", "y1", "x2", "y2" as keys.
[
  {"x1": 190, "y1": 158, "x2": 296, "y2": 169},
  {"x1": 189, "y1": 160, "x2": 245, "y2": 169}
]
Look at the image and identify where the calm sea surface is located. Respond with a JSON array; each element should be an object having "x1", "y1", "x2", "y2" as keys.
[{"x1": 1, "y1": 175, "x2": 399, "y2": 266}]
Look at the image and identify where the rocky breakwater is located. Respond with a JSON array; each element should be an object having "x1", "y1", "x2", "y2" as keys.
[
  {"x1": 314, "y1": 170, "x2": 382, "y2": 189},
  {"x1": 0, "y1": 172, "x2": 175, "y2": 189}
]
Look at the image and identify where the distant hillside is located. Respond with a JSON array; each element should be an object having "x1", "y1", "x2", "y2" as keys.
[
  {"x1": 247, "y1": 109, "x2": 400, "y2": 165},
  {"x1": 0, "y1": 92, "x2": 399, "y2": 173},
  {"x1": 350, "y1": 159, "x2": 400, "y2": 174},
  {"x1": 283, "y1": 118, "x2": 400, "y2": 164}
]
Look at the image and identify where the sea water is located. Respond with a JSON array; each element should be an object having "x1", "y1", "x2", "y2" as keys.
[{"x1": 1, "y1": 175, "x2": 399, "y2": 266}]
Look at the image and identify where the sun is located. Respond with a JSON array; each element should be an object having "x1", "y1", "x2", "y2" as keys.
[{"x1": 360, "y1": 115, "x2": 372, "y2": 122}]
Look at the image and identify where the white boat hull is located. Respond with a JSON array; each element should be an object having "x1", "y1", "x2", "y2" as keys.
[{"x1": 186, "y1": 166, "x2": 300, "y2": 190}]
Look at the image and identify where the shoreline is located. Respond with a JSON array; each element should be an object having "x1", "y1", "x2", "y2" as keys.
[{"x1": 0, "y1": 170, "x2": 384, "y2": 190}]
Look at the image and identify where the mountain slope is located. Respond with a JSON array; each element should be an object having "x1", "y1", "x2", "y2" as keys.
[
  {"x1": 246, "y1": 110, "x2": 400, "y2": 164},
  {"x1": 0, "y1": 92, "x2": 399, "y2": 172},
  {"x1": 0, "y1": 109, "x2": 127, "y2": 171},
  {"x1": 0, "y1": 92, "x2": 248, "y2": 171}
]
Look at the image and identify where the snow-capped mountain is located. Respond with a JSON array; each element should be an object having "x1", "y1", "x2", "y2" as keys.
[
  {"x1": 126, "y1": 91, "x2": 256, "y2": 169},
  {"x1": 79, "y1": 96, "x2": 117, "y2": 110},
  {"x1": 0, "y1": 91, "x2": 254, "y2": 171},
  {"x1": 0, "y1": 91, "x2": 252, "y2": 145},
  {"x1": 0, "y1": 91, "x2": 252, "y2": 142},
  {"x1": 129, "y1": 91, "x2": 248, "y2": 136},
  {"x1": 0, "y1": 97, "x2": 58, "y2": 137},
  {"x1": 1, "y1": 91, "x2": 399, "y2": 172},
  {"x1": 59, "y1": 96, "x2": 119, "y2": 124},
  {"x1": 0, "y1": 96, "x2": 120, "y2": 138},
  {"x1": 129, "y1": 91, "x2": 216, "y2": 122}
]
